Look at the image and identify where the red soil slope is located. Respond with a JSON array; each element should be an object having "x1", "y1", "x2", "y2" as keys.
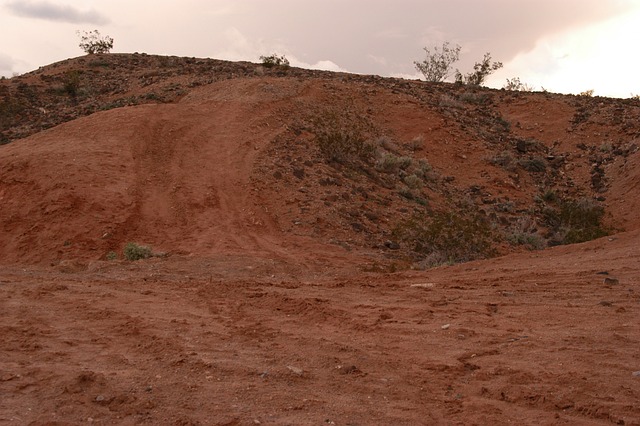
[{"x1": 1, "y1": 58, "x2": 639, "y2": 424}]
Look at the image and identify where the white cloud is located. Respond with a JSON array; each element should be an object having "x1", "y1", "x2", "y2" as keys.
[
  {"x1": 5, "y1": 0, "x2": 109, "y2": 25},
  {"x1": 0, "y1": 52, "x2": 17, "y2": 76},
  {"x1": 495, "y1": 7, "x2": 640, "y2": 97},
  {"x1": 367, "y1": 54, "x2": 387, "y2": 66}
]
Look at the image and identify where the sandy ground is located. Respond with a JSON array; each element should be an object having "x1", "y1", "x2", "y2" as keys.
[{"x1": 1, "y1": 231, "x2": 639, "y2": 425}]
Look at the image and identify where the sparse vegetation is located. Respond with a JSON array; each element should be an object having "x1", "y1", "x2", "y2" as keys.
[
  {"x1": 507, "y1": 231, "x2": 546, "y2": 250},
  {"x1": 123, "y1": 242, "x2": 152, "y2": 261},
  {"x1": 414, "y1": 42, "x2": 461, "y2": 82},
  {"x1": 518, "y1": 156, "x2": 547, "y2": 173},
  {"x1": 259, "y1": 54, "x2": 290, "y2": 68},
  {"x1": 394, "y1": 210, "x2": 496, "y2": 267},
  {"x1": 543, "y1": 197, "x2": 608, "y2": 245},
  {"x1": 311, "y1": 108, "x2": 377, "y2": 164},
  {"x1": 106, "y1": 251, "x2": 118, "y2": 261},
  {"x1": 503, "y1": 77, "x2": 534, "y2": 91},
  {"x1": 77, "y1": 30, "x2": 114, "y2": 54},
  {"x1": 455, "y1": 53, "x2": 503, "y2": 86},
  {"x1": 489, "y1": 150, "x2": 516, "y2": 171},
  {"x1": 375, "y1": 153, "x2": 412, "y2": 173},
  {"x1": 62, "y1": 70, "x2": 82, "y2": 97},
  {"x1": 579, "y1": 89, "x2": 594, "y2": 97}
]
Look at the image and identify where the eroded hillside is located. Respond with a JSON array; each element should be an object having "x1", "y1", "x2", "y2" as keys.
[{"x1": 1, "y1": 54, "x2": 639, "y2": 267}]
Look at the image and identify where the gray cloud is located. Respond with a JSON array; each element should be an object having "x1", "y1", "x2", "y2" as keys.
[
  {"x1": 6, "y1": 0, "x2": 109, "y2": 25},
  {"x1": 217, "y1": 0, "x2": 636, "y2": 77}
]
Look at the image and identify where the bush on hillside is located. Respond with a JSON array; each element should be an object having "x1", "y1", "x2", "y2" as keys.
[
  {"x1": 123, "y1": 242, "x2": 152, "y2": 261},
  {"x1": 455, "y1": 53, "x2": 503, "y2": 86},
  {"x1": 78, "y1": 30, "x2": 114, "y2": 54},
  {"x1": 259, "y1": 54, "x2": 290, "y2": 68},
  {"x1": 414, "y1": 42, "x2": 461, "y2": 82}
]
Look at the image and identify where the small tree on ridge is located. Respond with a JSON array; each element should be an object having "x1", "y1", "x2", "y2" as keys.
[
  {"x1": 455, "y1": 52, "x2": 503, "y2": 86},
  {"x1": 77, "y1": 30, "x2": 113, "y2": 54},
  {"x1": 414, "y1": 42, "x2": 461, "y2": 82}
]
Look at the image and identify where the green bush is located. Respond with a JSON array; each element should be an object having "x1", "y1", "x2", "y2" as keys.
[
  {"x1": 518, "y1": 156, "x2": 547, "y2": 173},
  {"x1": 503, "y1": 77, "x2": 534, "y2": 91},
  {"x1": 77, "y1": 30, "x2": 113, "y2": 54},
  {"x1": 123, "y1": 242, "x2": 152, "y2": 261},
  {"x1": 414, "y1": 42, "x2": 461, "y2": 82},
  {"x1": 490, "y1": 150, "x2": 516, "y2": 171},
  {"x1": 312, "y1": 109, "x2": 376, "y2": 164},
  {"x1": 259, "y1": 54, "x2": 290, "y2": 68},
  {"x1": 394, "y1": 210, "x2": 495, "y2": 266},
  {"x1": 106, "y1": 251, "x2": 118, "y2": 261},
  {"x1": 63, "y1": 70, "x2": 82, "y2": 97},
  {"x1": 375, "y1": 153, "x2": 412, "y2": 173},
  {"x1": 543, "y1": 197, "x2": 608, "y2": 245},
  {"x1": 507, "y1": 232, "x2": 546, "y2": 250},
  {"x1": 455, "y1": 52, "x2": 503, "y2": 86}
]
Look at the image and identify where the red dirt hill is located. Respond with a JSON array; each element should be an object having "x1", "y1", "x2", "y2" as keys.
[{"x1": 1, "y1": 55, "x2": 639, "y2": 424}]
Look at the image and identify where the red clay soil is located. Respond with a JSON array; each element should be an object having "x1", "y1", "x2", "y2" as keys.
[{"x1": 1, "y1": 61, "x2": 640, "y2": 425}]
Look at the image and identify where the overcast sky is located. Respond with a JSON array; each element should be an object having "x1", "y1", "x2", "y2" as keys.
[{"x1": 1, "y1": 0, "x2": 639, "y2": 97}]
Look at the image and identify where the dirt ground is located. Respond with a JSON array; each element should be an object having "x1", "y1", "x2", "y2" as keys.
[
  {"x1": 1, "y1": 230, "x2": 639, "y2": 425},
  {"x1": 1, "y1": 57, "x2": 640, "y2": 425}
]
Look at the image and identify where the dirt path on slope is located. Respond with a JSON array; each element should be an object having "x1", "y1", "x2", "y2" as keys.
[
  {"x1": 0, "y1": 78, "x2": 366, "y2": 270},
  {"x1": 1, "y1": 230, "x2": 638, "y2": 425}
]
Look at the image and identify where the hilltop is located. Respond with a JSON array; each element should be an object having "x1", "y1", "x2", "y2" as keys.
[
  {"x1": 0, "y1": 54, "x2": 639, "y2": 424},
  {"x1": 1, "y1": 53, "x2": 639, "y2": 267}
]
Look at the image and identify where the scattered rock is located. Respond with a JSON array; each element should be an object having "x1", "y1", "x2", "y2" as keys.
[
  {"x1": 632, "y1": 371, "x2": 640, "y2": 377},
  {"x1": 286, "y1": 366, "x2": 303, "y2": 376},
  {"x1": 384, "y1": 240, "x2": 400, "y2": 250},
  {"x1": 410, "y1": 283, "x2": 435, "y2": 289},
  {"x1": 441, "y1": 324, "x2": 451, "y2": 330},
  {"x1": 338, "y1": 365, "x2": 364, "y2": 375},
  {"x1": 603, "y1": 277, "x2": 620, "y2": 285}
]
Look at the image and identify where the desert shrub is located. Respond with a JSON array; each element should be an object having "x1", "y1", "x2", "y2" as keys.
[
  {"x1": 78, "y1": 30, "x2": 113, "y2": 54},
  {"x1": 106, "y1": 251, "x2": 118, "y2": 261},
  {"x1": 579, "y1": 89, "x2": 594, "y2": 97},
  {"x1": 315, "y1": 124, "x2": 375, "y2": 164},
  {"x1": 540, "y1": 189, "x2": 558, "y2": 203},
  {"x1": 518, "y1": 156, "x2": 547, "y2": 173},
  {"x1": 439, "y1": 94, "x2": 464, "y2": 109},
  {"x1": 395, "y1": 210, "x2": 495, "y2": 266},
  {"x1": 455, "y1": 53, "x2": 503, "y2": 86},
  {"x1": 62, "y1": 70, "x2": 82, "y2": 97},
  {"x1": 503, "y1": 77, "x2": 534, "y2": 91},
  {"x1": 507, "y1": 232, "x2": 546, "y2": 250},
  {"x1": 415, "y1": 159, "x2": 433, "y2": 176},
  {"x1": 414, "y1": 42, "x2": 461, "y2": 82},
  {"x1": 543, "y1": 197, "x2": 608, "y2": 245},
  {"x1": 490, "y1": 150, "x2": 516, "y2": 170},
  {"x1": 123, "y1": 242, "x2": 152, "y2": 261},
  {"x1": 403, "y1": 174, "x2": 423, "y2": 189},
  {"x1": 312, "y1": 109, "x2": 376, "y2": 164},
  {"x1": 259, "y1": 54, "x2": 290, "y2": 68},
  {"x1": 459, "y1": 92, "x2": 491, "y2": 105},
  {"x1": 376, "y1": 154, "x2": 412, "y2": 173},
  {"x1": 408, "y1": 134, "x2": 424, "y2": 151}
]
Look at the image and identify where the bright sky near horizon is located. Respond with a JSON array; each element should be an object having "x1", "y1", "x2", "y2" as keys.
[{"x1": 1, "y1": 0, "x2": 639, "y2": 98}]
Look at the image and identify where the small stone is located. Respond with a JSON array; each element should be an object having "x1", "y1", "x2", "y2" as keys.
[
  {"x1": 95, "y1": 395, "x2": 105, "y2": 402},
  {"x1": 441, "y1": 324, "x2": 450, "y2": 330},
  {"x1": 603, "y1": 277, "x2": 620, "y2": 285},
  {"x1": 410, "y1": 283, "x2": 435, "y2": 289},
  {"x1": 632, "y1": 371, "x2": 640, "y2": 377},
  {"x1": 384, "y1": 240, "x2": 400, "y2": 250},
  {"x1": 286, "y1": 366, "x2": 303, "y2": 376}
]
